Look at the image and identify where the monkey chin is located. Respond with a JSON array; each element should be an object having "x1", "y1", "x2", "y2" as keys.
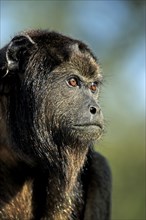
[{"x1": 71, "y1": 124, "x2": 104, "y2": 142}]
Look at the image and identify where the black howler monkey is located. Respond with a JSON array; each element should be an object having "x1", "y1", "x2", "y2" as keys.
[{"x1": 0, "y1": 30, "x2": 111, "y2": 220}]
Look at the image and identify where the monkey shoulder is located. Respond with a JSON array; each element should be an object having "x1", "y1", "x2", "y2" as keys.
[
  {"x1": 83, "y1": 151, "x2": 112, "y2": 220},
  {"x1": 89, "y1": 151, "x2": 112, "y2": 184},
  {"x1": 0, "y1": 169, "x2": 33, "y2": 219}
]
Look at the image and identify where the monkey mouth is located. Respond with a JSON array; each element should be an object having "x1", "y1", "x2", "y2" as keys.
[
  {"x1": 73, "y1": 123, "x2": 103, "y2": 130},
  {"x1": 72, "y1": 124, "x2": 104, "y2": 140}
]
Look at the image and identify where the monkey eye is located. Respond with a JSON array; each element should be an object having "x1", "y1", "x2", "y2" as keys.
[
  {"x1": 89, "y1": 82, "x2": 98, "y2": 93},
  {"x1": 67, "y1": 76, "x2": 80, "y2": 87}
]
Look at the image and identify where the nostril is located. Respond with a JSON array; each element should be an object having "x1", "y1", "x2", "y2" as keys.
[{"x1": 90, "y1": 106, "x2": 97, "y2": 114}]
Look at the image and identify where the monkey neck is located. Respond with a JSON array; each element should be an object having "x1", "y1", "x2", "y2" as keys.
[
  {"x1": 18, "y1": 141, "x2": 88, "y2": 219},
  {"x1": 44, "y1": 141, "x2": 88, "y2": 192},
  {"x1": 30, "y1": 125, "x2": 89, "y2": 193},
  {"x1": 63, "y1": 146, "x2": 88, "y2": 191},
  {"x1": 36, "y1": 144, "x2": 88, "y2": 219}
]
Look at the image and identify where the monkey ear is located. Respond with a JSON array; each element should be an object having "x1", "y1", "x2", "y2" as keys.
[{"x1": 5, "y1": 35, "x2": 35, "y2": 75}]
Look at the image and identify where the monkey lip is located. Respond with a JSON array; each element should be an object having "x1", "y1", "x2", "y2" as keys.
[{"x1": 73, "y1": 123, "x2": 103, "y2": 130}]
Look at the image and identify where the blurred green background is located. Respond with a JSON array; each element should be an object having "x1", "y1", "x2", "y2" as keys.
[{"x1": 0, "y1": 1, "x2": 145, "y2": 219}]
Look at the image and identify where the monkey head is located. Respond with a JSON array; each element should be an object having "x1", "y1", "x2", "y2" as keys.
[{"x1": 0, "y1": 30, "x2": 104, "y2": 164}]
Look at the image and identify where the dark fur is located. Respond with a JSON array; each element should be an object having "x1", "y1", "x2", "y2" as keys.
[{"x1": 0, "y1": 30, "x2": 111, "y2": 220}]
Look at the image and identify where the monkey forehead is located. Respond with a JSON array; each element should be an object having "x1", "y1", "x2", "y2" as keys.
[
  {"x1": 23, "y1": 30, "x2": 101, "y2": 78},
  {"x1": 53, "y1": 54, "x2": 101, "y2": 81},
  {"x1": 52, "y1": 42, "x2": 101, "y2": 79},
  {"x1": 69, "y1": 47, "x2": 101, "y2": 79},
  {"x1": 51, "y1": 42, "x2": 101, "y2": 79}
]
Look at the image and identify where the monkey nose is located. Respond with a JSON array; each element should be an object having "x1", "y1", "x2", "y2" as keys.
[
  {"x1": 90, "y1": 106, "x2": 101, "y2": 115},
  {"x1": 90, "y1": 106, "x2": 97, "y2": 114}
]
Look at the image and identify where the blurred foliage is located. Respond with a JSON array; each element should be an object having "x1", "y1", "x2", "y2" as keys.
[{"x1": 0, "y1": 1, "x2": 145, "y2": 219}]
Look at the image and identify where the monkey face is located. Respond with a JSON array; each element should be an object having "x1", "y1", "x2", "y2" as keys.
[
  {"x1": 1, "y1": 30, "x2": 104, "y2": 160},
  {"x1": 45, "y1": 66, "x2": 104, "y2": 145}
]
